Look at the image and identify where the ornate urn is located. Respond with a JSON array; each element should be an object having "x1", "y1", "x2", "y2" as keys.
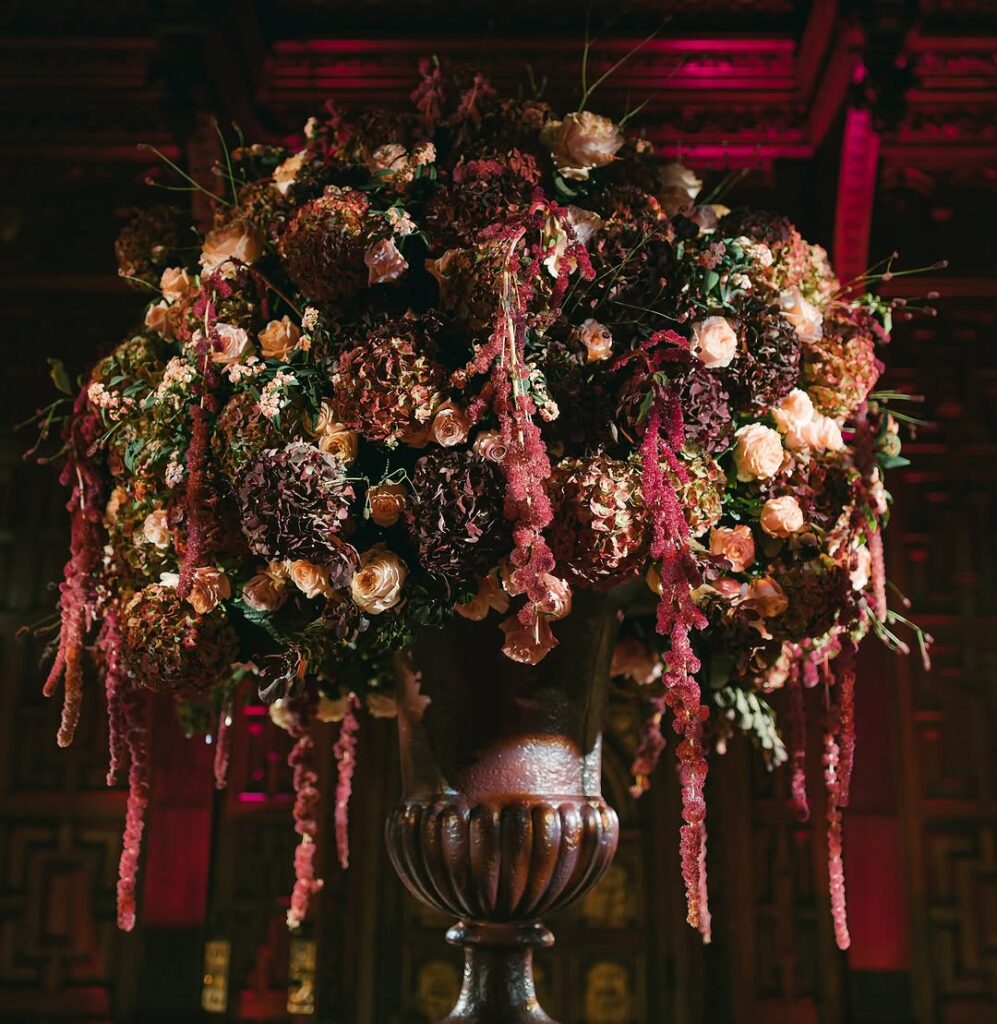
[{"x1": 386, "y1": 590, "x2": 627, "y2": 1023}]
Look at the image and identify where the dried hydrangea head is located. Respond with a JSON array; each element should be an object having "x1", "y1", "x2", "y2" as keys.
[
  {"x1": 724, "y1": 297, "x2": 802, "y2": 414},
  {"x1": 120, "y1": 583, "x2": 237, "y2": 695},
  {"x1": 331, "y1": 317, "x2": 448, "y2": 445},
  {"x1": 406, "y1": 449, "x2": 511, "y2": 580},
  {"x1": 238, "y1": 442, "x2": 359, "y2": 586},
  {"x1": 803, "y1": 304, "x2": 881, "y2": 420},
  {"x1": 278, "y1": 186, "x2": 370, "y2": 301},
  {"x1": 548, "y1": 454, "x2": 649, "y2": 589}
]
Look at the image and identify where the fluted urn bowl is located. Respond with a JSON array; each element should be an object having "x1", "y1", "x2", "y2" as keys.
[{"x1": 386, "y1": 589, "x2": 627, "y2": 1024}]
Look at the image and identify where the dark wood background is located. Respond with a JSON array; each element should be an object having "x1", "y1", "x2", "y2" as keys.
[{"x1": 0, "y1": 2, "x2": 994, "y2": 1022}]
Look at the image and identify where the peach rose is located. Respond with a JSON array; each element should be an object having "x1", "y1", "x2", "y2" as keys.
[
  {"x1": 367, "y1": 483, "x2": 407, "y2": 527},
  {"x1": 732, "y1": 423, "x2": 784, "y2": 481},
  {"x1": 187, "y1": 566, "x2": 232, "y2": 614},
  {"x1": 712, "y1": 577, "x2": 745, "y2": 601},
  {"x1": 455, "y1": 574, "x2": 510, "y2": 621},
  {"x1": 350, "y1": 546, "x2": 407, "y2": 614},
  {"x1": 760, "y1": 496, "x2": 805, "y2": 538},
  {"x1": 105, "y1": 486, "x2": 126, "y2": 526},
  {"x1": 742, "y1": 576, "x2": 789, "y2": 618},
  {"x1": 209, "y1": 323, "x2": 251, "y2": 365},
  {"x1": 690, "y1": 316, "x2": 738, "y2": 369},
  {"x1": 499, "y1": 612, "x2": 556, "y2": 665},
  {"x1": 160, "y1": 267, "x2": 196, "y2": 304},
  {"x1": 317, "y1": 423, "x2": 359, "y2": 465},
  {"x1": 365, "y1": 237, "x2": 409, "y2": 285},
  {"x1": 709, "y1": 525, "x2": 755, "y2": 572},
  {"x1": 795, "y1": 414, "x2": 844, "y2": 453},
  {"x1": 258, "y1": 316, "x2": 301, "y2": 360},
  {"x1": 200, "y1": 219, "x2": 263, "y2": 270},
  {"x1": 144, "y1": 301, "x2": 174, "y2": 339},
  {"x1": 288, "y1": 560, "x2": 334, "y2": 600},
  {"x1": 242, "y1": 567, "x2": 290, "y2": 612},
  {"x1": 273, "y1": 151, "x2": 306, "y2": 196},
  {"x1": 542, "y1": 111, "x2": 624, "y2": 180},
  {"x1": 143, "y1": 509, "x2": 170, "y2": 549},
  {"x1": 771, "y1": 388, "x2": 815, "y2": 435},
  {"x1": 430, "y1": 401, "x2": 470, "y2": 447},
  {"x1": 611, "y1": 637, "x2": 662, "y2": 685},
  {"x1": 779, "y1": 287, "x2": 823, "y2": 343},
  {"x1": 578, "y1": 319, "x2": 613, "y2": 363},
  {"x1": 472, "y1": 430, "x2": 508, "y2": 463}
]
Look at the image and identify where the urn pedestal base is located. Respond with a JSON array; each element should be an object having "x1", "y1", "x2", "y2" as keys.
[{"x1": 441, "y1": 922, "x2": 556, "y2": 1024}]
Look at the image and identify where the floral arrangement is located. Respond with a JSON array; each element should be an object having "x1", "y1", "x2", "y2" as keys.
[{"x1": 32, "y1": 58, "x2": 930, "y2": 949}]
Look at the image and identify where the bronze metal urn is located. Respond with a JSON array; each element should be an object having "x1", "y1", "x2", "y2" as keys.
[{"x1": 386, "y1": 590, "x2": 627, "y2": 1023}]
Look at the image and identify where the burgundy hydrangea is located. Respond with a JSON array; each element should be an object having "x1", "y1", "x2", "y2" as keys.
[
  {"x1": 407, "y1": 449, "x2": 511, "y2": 579},
  {"x1": 238, "y1": 442, "x2": 359, "y2": 583},
  {"x1": 114, "y1": 205, "x2": 180, "y2": 289},
  {"x1": 723, "y1": 297, "x2": 802, "y2": 413},
  {"x1": 331, "y1": 316, "x2": 448, "y2": 444},
  {"x1": 278, "y1": 186, "x2": 370, "y2": 301},
  {"x1": 547, "y1": 454, "x2": 649, "y2": 589},
  {"x1": 120, "y1": 584, "x2": 238, "y2": 695}
]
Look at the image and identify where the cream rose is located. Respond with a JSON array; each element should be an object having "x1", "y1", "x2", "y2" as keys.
[
  {"x1": 732, "y1": 423, "x2": 784, "y2": 482},
  {"x1": 200, "y1": 219, "x2": 263, "y2": 270},
  {"x1": 539, "y1": 574, "x2": 572, "y2": 621},
  {"x1": 367, "y1": 483, "x2": 407, "y2": 527},
  {"x1": 160, "y1": 267, "x2": 196, "y2": 304},
  {"x1": 760, "y1": 496, "x2": 805, "y2": 538},
  {"x1": 542, "y1": 111, "x2": 624, "y2": 180},
  {"x1": 565, "y1": 205, "x2": 603, "y2": 246},
  {"x1": 350, "y1": 546, "x2": 407, "y2": 614},
  {"x1": 258, "y1": 316, "x2": 301, "y2": 360},
  {"x1": 317, "y1": 423, "x2": 359, "y2": 465},
  {"x1": 709, "y1": 524, "x2": 755, "y2": 572},
  {"x1": 365, "y1": 237, "x2": 409, "y2": 285},
  {"x1": 210, "y1": 323, "x2": 251, "y2": 366},
  {"x1": 779, "y1": 287, "x2": 823, "y2": 344},
  {"x1": 578, "y1": 319, "x2": 613, "y2": 363},
  {"x1": 143, "y1": 509, "x2": 170, "y2": 550},
  {"x1": 273, "y1": 151, "x2": 306, "y2": 196},
  {"x1": 430, "y1": 401, "x2": 471, "y2": 448},
  {"x1": 795, "y1": 414, "x2": 844, "y2": 452},
  {"x1": 690, "y1": 316, "x2": 738, "y2": 369},
  {"x1": 288, "y1": 560, "x2": 334, "y2": 600},
  {"x1": 472, "y1": 430, "x2": 507, "y2": 463},
  {"x1": 187, "y1": 566, "x2": 231, "y2": 615},
  {"x1": 657, "y1": 162, "x2": 703, "y2": 214},
  {"x1": 455, "y1": 574, "x2": 510, "y2": 621},
  {"x1": 367, "y1": 143, "x2": 408, "y2": 178},
  {"x1": 242, "y1": 568, "x2": 289, "y2": 612}
]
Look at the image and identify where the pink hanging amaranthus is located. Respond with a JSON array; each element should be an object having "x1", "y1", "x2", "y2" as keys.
[
  {"x1": 786, "y1": 655, "x2": 811, "y2": 822},
  {"x1": 42, "y1": 387, "x2": 104, "y2": 748},
  {"x1": 823, "y1": 680, "x2": 851, "y2": 950},
  {"x1": 286, "y1": 697, "x2": 324, "y2": 930},
  {"x1": 96, "y1": 609, "x2": 128, "y2": 786},
  {"x1": 332, "y1": 693, "x2": 361, "y2": 870},
  {"x1": 213, "y1": 701, "x2": 233, "y2": 791},
  {"x1": 467, "y1": 200, "x2": 593, "y2": 662},
  {"x1": 637, "y1": 391, "x2": 712, "y2": 941},
  {"x1": 116, "y1": 680, "x2": 150, "y2": 931}
]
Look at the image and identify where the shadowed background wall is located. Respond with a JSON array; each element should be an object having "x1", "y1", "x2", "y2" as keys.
[{"x1": 0, "y1": 2, "x2": 994, "y2": 1022}]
